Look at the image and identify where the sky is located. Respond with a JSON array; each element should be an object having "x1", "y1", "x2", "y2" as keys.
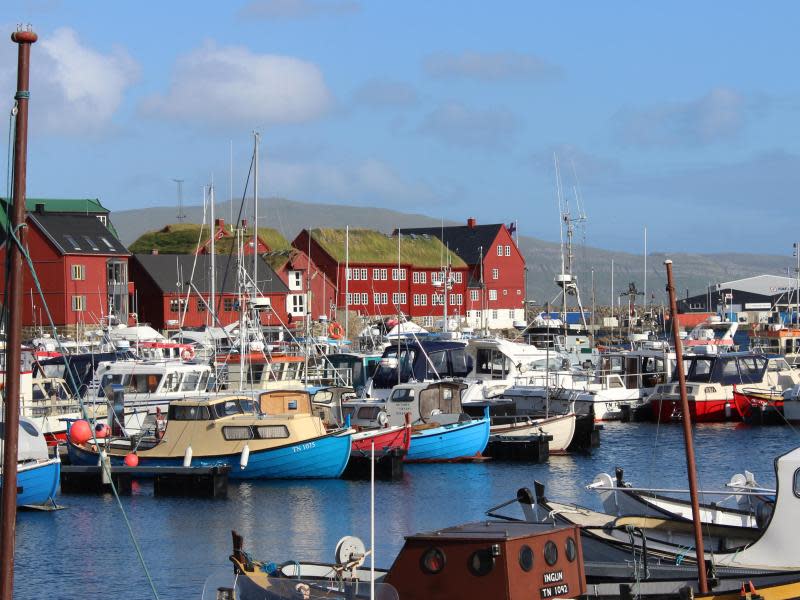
[{"x1": 0, "y1": 1, "x2": 799, "y2": 256}]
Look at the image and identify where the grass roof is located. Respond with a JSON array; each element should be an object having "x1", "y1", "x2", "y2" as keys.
[
  {"x1": 129, "y1": 223, "x2": 290, "y2": 255},
  {"x1": 310, "y1": 228, "x2": 466, "y2": 268}
]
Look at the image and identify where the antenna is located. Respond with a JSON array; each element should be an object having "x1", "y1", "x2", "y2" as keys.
[{"x1": 173, "y1": 178, "x2": 185, "y2": 222}]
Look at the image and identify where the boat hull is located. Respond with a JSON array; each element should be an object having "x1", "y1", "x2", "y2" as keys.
[
  {"x1": 406, "y1": 417, "x2": 489, "y2": 462},
  {"x1": 350, "y1": 425, "x2": 410, "y2": 455},
  {"x1": 2, "y1": 458, "x2": 61, "y2": 506},
  {"x1": 68, "y1": 432, "x2": 351, "y2": 479},
  {"x1": 651, "y1": 397, "x2": 736, "y2": 423}
]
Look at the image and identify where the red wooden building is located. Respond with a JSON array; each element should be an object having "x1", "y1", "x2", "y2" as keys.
[
  {"x1": 0, "y1": 205, "x2": 131, "y2": 333},
  {"x1": 291, "y1": 228, "x2": 470, "y2": 327},
  {"x1": 264, "y1": 248, "x2": 337, "y2": 324},
  {"x1": 402, "y1": 218, "x2": 526, "y2": 329},
  {"x1": 130, "y1": 253, "x2": 291, "y2": 331}
]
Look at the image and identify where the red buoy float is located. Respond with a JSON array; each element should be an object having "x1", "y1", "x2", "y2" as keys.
[
  {"x1": 124, "y1": 453, "x2": 139, "y2": 467},
  {"x1": 69, "y1": 420, "x2": 92, "y2": 444},
  {"x1": 94, "y1": 423, "x2": 111, "y2": 439}
]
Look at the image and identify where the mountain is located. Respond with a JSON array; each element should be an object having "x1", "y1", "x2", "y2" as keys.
[{"x1": 112, "y1": 197, "x2": 794, "y2": 306}]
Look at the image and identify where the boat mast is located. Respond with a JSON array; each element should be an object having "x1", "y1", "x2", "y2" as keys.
[
  {"x1": 252, "y1": 131, "x2": 259, "y2": 294},
  {"x1": 344, "y1": 226, "x2": 349, "y2": 341},
  {"x1": 665, "y1": 259, "x2": 709, "y2": 594},
  {"x1": 794, "y1": 242, "x2": 799, "y2": 326},
  {"x1": 210, "y1": 183, "x2": 216, "y2": 321},
  {"x1": 643, "y1": 226, "x2": 648, "y2": 314},
  {"x1": 2, "y1": 27, "x2": 37, "y2": 600},
  {"x1": 397, "y1": 229, "x2": 401, "y2": 387}
]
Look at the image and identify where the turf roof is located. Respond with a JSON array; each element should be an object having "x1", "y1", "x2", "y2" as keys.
[
  {"x1": 309, "y1": 228, "x2": 466, "y2": 268},
  {"x1": 129, "y1": 223, "x2": 290, "y2": 255}
]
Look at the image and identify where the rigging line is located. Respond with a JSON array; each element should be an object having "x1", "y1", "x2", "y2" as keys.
[
  {"x1": 179, "y1": 220, "x2": 208, "y2": 330},
  {"x1": 6, "y1": 225, "x2": 161, "y2": 599}
]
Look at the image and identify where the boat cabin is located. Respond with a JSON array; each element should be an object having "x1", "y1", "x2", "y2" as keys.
[
  {"x1": 216, "y1": 354, "x2": 308, "y2": 391},
  {"x1": 257, "y1": 389, "x2": 312, "y2": 415},
  {"x1": 32, "y1": 350, "x2": 136, "y2": 397},
  {"x1": 367, "y1": 341, "x2": 471, "y2": 398},
  {"x1": 677, "y1": 353, "x2": 795, "y2": 387},
  {"x1": 346, "y1": 381, "x2": 468, "y2": 428},
  {"x1": 309, "y1": 386, "x2": 357, "y2": 427},
  {"x1": 384, "y1": 521, "x2": 585, "y2": 600},
  {"x1": 314, "y1": 352, "x2": 381, "y2": 392}
]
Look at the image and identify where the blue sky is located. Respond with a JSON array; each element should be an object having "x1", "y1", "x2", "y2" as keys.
[{"x1": 1, "y1": 1, "x2": 799, "y2": 255}]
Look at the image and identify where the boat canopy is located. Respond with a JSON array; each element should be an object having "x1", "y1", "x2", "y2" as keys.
[
  {"x1": 676, "y1": 354, "x2": 768, "y2": 385},
  {"x1": 0, "y1": 417, "x2": 49, "y2": 462}
]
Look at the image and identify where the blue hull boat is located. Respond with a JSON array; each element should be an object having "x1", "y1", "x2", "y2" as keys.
[
  {"x1": 68, "y1": 432, "x2": 352, "y2": 480},
  {"x1": 3, "y1": 458, "x2": 61, "y2": 507},
  {"x1": 406, "y1": 416, "x2": 490, "y2": 462}
]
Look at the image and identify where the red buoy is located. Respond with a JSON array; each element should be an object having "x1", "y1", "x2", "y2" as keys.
[
  {"x1": 69, "y1": 420, "x2": 92, "y2": 444},
  {"x1": 124, "y1": 453, "x2": 139, "y2": 467},
  {"x1": 94, "y1": 424, "x2": 111, "y2": 439}
]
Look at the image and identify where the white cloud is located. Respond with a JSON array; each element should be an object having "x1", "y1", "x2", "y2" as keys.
[
  {"x1": 419, "y1": 102, "x2": 520, "y2": 148},
  {"x1": 0, "y1": 28, "x2": 139, "y2": 135},
  {"x1": 141, "y1": 41, "x2": 331, "y2": 125},
  {"x1": 239, "y1": 0, "x2": 360, "y2": 19},
  {"x1": 264, "y1": 158, "x2": 436, "y2": 205},
  {"x1": 615, "y1": 87, "x2": 746, "y2": 147},
  {"x1": 424, "y1": 51, "x2": 560, "y2": 81}
]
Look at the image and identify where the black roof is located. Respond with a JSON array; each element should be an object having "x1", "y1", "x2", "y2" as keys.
[
  {"x1": 398, "y1": 224, "x2": 503, "y2": 265},
  {"x1": 26, "y1": 213, "x2": 128, "y2": 256},
  {"x1": 132, "y1": 254, "x2": 289, "y2": 295}
]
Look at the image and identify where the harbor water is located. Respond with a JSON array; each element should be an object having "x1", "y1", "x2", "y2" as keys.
[{"x1": 16, "y1": 421, "x2": 798, "y2": 599}]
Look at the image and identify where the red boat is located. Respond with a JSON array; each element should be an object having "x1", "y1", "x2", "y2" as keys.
[
  {"x1": 648, "y1": 352, "x2": 800, "y2": 423},
  {"x1": 350, "y1": 423, "x2": 411, "y2": 456},
  {"x1": 733, "y1": 386, "x2": 785, "y2": 425}
]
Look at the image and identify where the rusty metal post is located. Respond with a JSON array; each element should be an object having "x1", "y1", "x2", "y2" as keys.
[
  {"x1": 664, "y1": 259, "x2": 708, "y2": 594},
  {"x1": 1, "y1": 26, "x2": 37, "y2": 600}
]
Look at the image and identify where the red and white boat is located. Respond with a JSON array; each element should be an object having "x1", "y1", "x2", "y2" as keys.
[
  {"x1": 350, "y1": 423, "x2": 411, "y2": 456},
  {"x1": 681, "y1": 315, "x2": 738, "y2": 353},
  {"x1": 648, "y1": 352, "x2": 800, "y2": 423},
  {"x1": 733, "y1": 386, "x2": 786, "y2": 424}
]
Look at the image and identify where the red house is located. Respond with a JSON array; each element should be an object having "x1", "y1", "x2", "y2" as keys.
[
  {"x1": 0, "y1": 205, "x2": 130, "y2": 334},
  {"x1": 264, "y1": 248, "x2": 337, "y2": 324},
  {"x1": 402, "y1": 218, "x2": 526, "y2": 329},
  {"x1": 129, "y1": 253, "x2": 290, "y2": 331},
  {"x1": 291, "y1": 228, "x2": 469, "y2": 328}
]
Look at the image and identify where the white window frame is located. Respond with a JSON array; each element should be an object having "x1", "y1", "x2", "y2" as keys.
[
  {"x1": 420, "y1": 294, "x2": 427, "y2": 306},
  {"x1": 290, "y1": 293, "x2": 305, "y2": 315},
  {"x1": 456, "y1": 294, "x2": 463, "y2": 306},
  {"x1": 497, "y1": 245, "x2": 502, "y2": 256},
  {"x1": 374, "y1": 292, "x2": 381, "y2": 305},
  {"x1": 361, "y1": 292, "x2": 368, "y2": 305},
  {"x1": 288, "y1": 270, "x2": 303, "y2": 291},
  {"x1": 373, "y1": 268, "x2": 381, "y2": 279},
  {"x1": 470, "y1": 289, "x2": 479, "y2": 301},
  {"x1": 492, "y1": 309, "x2": 498, "y2": 320},
  {"x1": 360, "y1": 268, "x2": 368, "y2": 280},
  {"x1": 381, "y1": 293, "x2": 388, "y2": 305},
  {"x1": 72, "y1": 295, "x2": 86, "y2": 312},
  {"x1": 489, "y1": 289, "x2": 497, "y2": 301},
  {"x1": 492, "y1": 268, "x2": 499, "y2": 280},
  {"x1": 71, "y1": 264, "x2": 86, "y2": 281},
  {"x1": 504, "y1": 245, "x2": 511, "y2": 256},
  {"x1": 453, "y1": 272, "x2": 462, "y2": 283}
]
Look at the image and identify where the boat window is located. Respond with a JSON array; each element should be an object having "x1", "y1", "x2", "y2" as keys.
[
  {"x1": 163, "y1": 372, "x2": 180, "y2": 393},
  {"x1": 390, "y1": 388, "x2": 415, "y2": 402},
  {"x1": 565, "y1": 537, "x2": 577, "y2": 562},
  {"x1": 313, "y1": 390, "x2": 333, "y2": 404},
  {"x1": 357, "y1": 406, "x2": 382, "y2": 420},
  {"x1": 467, "y1": 549, "x2": 494, "y2": 577},
  {"x1": 341, "y1": 406, "x2": 355, "y2": 419},
  {"x1": 769, "y1": 358, "x2": 791, "y2": 371},
  {"x1": 31, "y1": 385, "x2": 47, "y2": 401},
  {"x1": 239, "y1": 399, "x2": 257, "y2": 414},
  {"x1": 256, "y1": 425, "x2": 289, "y2": 439},
  {"x1": 518, "y1": 545, "x2": 533, "y2": 572},
  {"x1": 420, "y1": 548, "x2": 446, "y2": 574},
  {"x1": 372, "y1": 348, "x2": 417, "y2": 389},
  {"x1": 794, "y1": 469, "x2": 800, "y2": 498},
  {"x1": 198, "y1": 371, "x2": 210, "y2": 391},
  {"x1": 216, "y1": 401, "x2": 244, "y2": 417},
  {"x1": 476, "y1": 349, "x2": 509, "y2": 379},
  {"x1": 420, "y1": 386, "x2": 460, "y2": 416},
  {"x1": 738, "y1": 357, "x2": 766, "y2": 383},
  {"x1": 686, "y1": 358, "x2": 714, "y2": 382},
  {"x1": 450, "y1": 348, "x2": 471, "y2": 378},
  {"x1": 19, "y1": 420, "x2": 39, "y2": 437},
  {"x1": 169, "y1": 405, "x2": 211, "y2": 420},
  {"x1": 180, "y1": 371, "x2": 201, "y2": 392},
  {"x1": 543, "y1": 540, "x2": 558, "y2": 566},
  {"x1": 248, "y1": 364, "x2": 265, "y2": 385},
  {"x1": 426, "y1": 351, "x2": 448, "y2": 379},
  {"x1": 222, "y1": 426, "x2": 253, "y2": 441}
]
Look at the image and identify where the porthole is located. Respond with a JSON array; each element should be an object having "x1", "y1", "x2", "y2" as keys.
[
  {"x1": 518, "y1": 545, "x2": 533, "y2": 572},
  {"x1": 420, "y1": 548, "x2": 446, "y2": 574},
  {"x1": 467, "y1": 549, "x2": 494, "y2": 577},
  {"x1": 565, "y1": 537, "x2": 577, "y2": 562},
  {"x1": 544, "y1": 540, "x2": 558, "y2": 566}
]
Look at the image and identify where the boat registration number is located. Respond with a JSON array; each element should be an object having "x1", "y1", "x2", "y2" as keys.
[
  {"x1": 540, "y1": 584, "x2": 569, "y2": 598},
  {"x1": 292, "y1": 442, "x2": 316, "y2": 453}
]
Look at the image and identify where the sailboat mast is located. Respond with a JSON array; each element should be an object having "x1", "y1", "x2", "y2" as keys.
[
  {"x1": 665, "y1": 259, "x2": 709, "y2": 594},
  {"x1": 252, "y1": 131, "x2": 259, "y2": 294},
  {"x1": 345, "y1": 226, "x2": 349, "y2": 341},
  {"x1": 644, "y1": 226, "x2": 648, "y2": 312},
  {"x1": 397, "y1": 229, "x2": 401, "y2": 387},
  {"x1": 210, "y1": 183, "x2": 216, "y2": 320},
  {"x1": 2, "y1": 28, "x2": 37, "y2": 600}
]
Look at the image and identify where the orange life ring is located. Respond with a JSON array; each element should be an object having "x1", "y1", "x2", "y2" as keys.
[
  {"x1": 181, "y1": 347, "x2": 195, "y2": 361},
  {"x1": 328, "y1": 322, "x2": 344, "y2": 339}
]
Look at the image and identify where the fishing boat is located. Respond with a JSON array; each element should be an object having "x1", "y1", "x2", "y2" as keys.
[
  {"x1": 682, "y1": 315, "x2": 739, "y2": 353},
  {"x1": 221, "y1": 518, "x2": 586, "y2": 600},
  {"x1": 345, "y1": 381, "x2": 489, "y2": 461},
  {"x1": 733, "y1": 386, "x2": 786, "y2": 424},
  {"x1": 1, "y1": 417, "x2": 60, "y2": 507},
  {"x1": 586, "y1": 468, "x2": 773, "y2": 529},
  {"x1": 67, "y1": 394, "x2": 352, "y2": 479},
  {"x1": 647, "y1": 352, "x2": 800, "y2": 423},
  {"x1": 749, "y1": 316, "x2": 800, "y2": 367}
]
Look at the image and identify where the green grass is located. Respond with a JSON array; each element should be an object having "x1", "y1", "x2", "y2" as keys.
[
  {"x1": 310, "y1": 228, "x2": 466, "y2": 267},
  {"x1": 129, "y1": 223, "x2": 290, "y2": 254}
]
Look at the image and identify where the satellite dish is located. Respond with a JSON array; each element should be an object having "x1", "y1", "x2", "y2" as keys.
[{"x1": 335, "y1": 536, "x2": 366, "y2": 564}]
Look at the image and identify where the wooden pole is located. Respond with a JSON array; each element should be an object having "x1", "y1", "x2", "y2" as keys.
[
  {"x1": 664, "y1": 259, "x2": 708, "y2": 594},
  {"x1": 1, "y1": 27, "x2": 37, "y2": 600}
]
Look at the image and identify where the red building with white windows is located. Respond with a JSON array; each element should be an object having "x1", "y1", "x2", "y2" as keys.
[
  {"x1": 402, "y1": 218, "x2": 526, "y2": 329},
  {"x1": 291, "y1": 228, "x2": 470, "y2": 327},
  {"x1": 129, "y1": 253, "x2": 290, "y2": 330},
  {"x1": 0, "y1": 204, "x2": 131, "y2": 334},
  {"x1": 263, "y1": 248, "x2": 337, "y2": 324}
]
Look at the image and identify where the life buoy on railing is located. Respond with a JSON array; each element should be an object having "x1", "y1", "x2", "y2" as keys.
[
  {"x1": 328, "y1": 322, "x2": 344, "y2": 339},
  {"x1": 181, "y1": 347, "x2": 195, "y2": 361}
]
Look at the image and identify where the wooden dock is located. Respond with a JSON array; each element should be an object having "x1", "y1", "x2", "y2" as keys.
[{"x1": 60, "y1": 465, "x2": 230, "y2": 498}]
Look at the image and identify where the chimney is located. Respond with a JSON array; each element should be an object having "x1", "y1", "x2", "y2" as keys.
[
  {"x1": 151, "y1": 249, "x2": 159, "y2": 255},
  {"x1": 35, "y1": 203, "x2": 45, "y2": 214},
  {"x1": 467, "y1": 217, "x2": 476, "y2": 229},
  {"x1": 214, "y1": 218, "x2": 225, "y2": 228}
]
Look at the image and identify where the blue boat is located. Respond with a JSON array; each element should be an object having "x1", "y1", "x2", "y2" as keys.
[
  {"x1": 67, "y1": 394, "x2": 352, "y2": 479},
  {"x1": 1, "y1": 417, "x2": 60, "y2": 507},
  {"x1": 345, "y1": 381, "x2": 490, "y2": 462}
]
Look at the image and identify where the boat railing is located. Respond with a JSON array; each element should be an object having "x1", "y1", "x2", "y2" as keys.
[{"x1": 304, "y1": 365, "x2": 353, "y2": 387}]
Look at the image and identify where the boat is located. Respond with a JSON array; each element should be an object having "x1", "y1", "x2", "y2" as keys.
[
  {"x1": 682, "y1": 315, "x2": 739, "y2": 353},
  {"x1": 20, "y1": 375, "x2": 84, "y2": 445},
  {"x1": 484, "y1": 412, "x2": 577, "y2": 456},
  {"x1": 222, "y1": 517, "x2": 586, "y2": 600},
  {"x1": 586, "y1": 467, "x2": 774, "y2": 529},
  {"x1": 733, "y1": 386, "x2": 786, "y2": 424},
  {"x1": 344, "y1": 381, "x2": 489, "y2": 461},
  {"x1": 749, "y1": 315, "x2": 800, "y2": 367},
  {"x1": 67, "y1": 394, "x2": 353, "y2": 479},
  {"x1": 1, "y1": 417, "x2": 60, "y2": 507},
  {"x1": 647, "y1": 352, "x2": 800, "y2": 423}
]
